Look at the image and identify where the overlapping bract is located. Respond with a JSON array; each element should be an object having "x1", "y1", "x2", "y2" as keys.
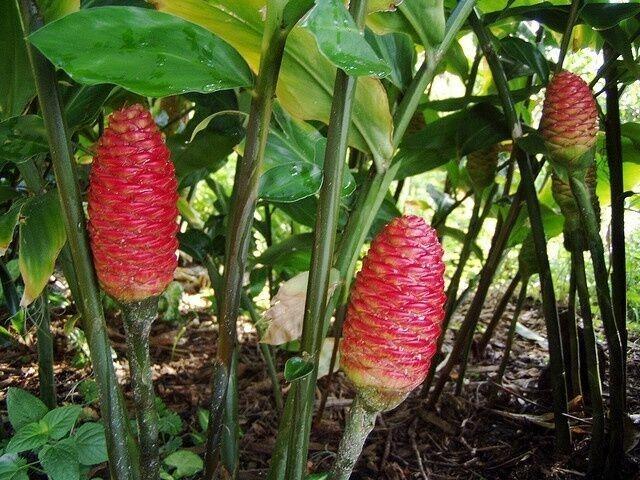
[
  {"x1": 540, "y1": 71, "x2": 598, "y2": 172},
  {"x1": 340, "y1": 215, "x2": 446, "y2": 411},
  {"x1": 88, "y1": 104, "x2": 179, "y2": 302}
]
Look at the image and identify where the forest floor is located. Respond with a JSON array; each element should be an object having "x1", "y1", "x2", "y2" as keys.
[{"x1": 2, "y1": 267, "x2": 640, "y2": 479}]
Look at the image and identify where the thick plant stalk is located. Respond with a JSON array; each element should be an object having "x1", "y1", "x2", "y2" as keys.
[
  {"x1": 604, "y1": 45, "x2": 627, "y2": 361},
  {"x1": 15, "y1": 1, "x2": 140, "y2": 478},
  {"x1": 564, "y1": 264, "x2": 581, "y2": 398},
  {"x1": 476, "y1": 272, "x2": 521, "y2": 355},
  {"x1": 572, "y1": 250, "x2": 605, "y2": 477},
  {"x1": 204, "y1": 5, "x2": 300, "y2": 476},
  {"x1": 492, "y1": 280, "x2": 528, "y2": 389},
  {"x1": 284, "y1": 2, "x2": 368, "y2": 477},
  {"x1": 88, "y1": 104, "x2": 179, "y2": 479},
  {"x1": 470, "y1": 11, "x2": 571, "y2": 453},
  {"x1": 121, "y1": 299, "x2": 160, "y2": 479},
  {"x1": 269, "y1": 4, "x2": 476, "y2": 476},
  {"x1": 569, "y1": 176, "x2": 625, "y2": 475},
  {"x1": 330, "y1": 395, "x2": 377, "y2": 480},
  {"x1": 31, "y1": 292, "x2": 56, "y2": 409}
]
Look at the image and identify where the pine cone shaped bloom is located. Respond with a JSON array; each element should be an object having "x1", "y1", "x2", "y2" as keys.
[
  {"x1": 340, "y1": 215, "x2": 446, "y2": 412},
  {"x1": 466, "y1": 142, "x2": 510, "y2": 193},
  {"x1": 88, "y1": 104, "x2": 179, "y2": 302},
  {"x1": 540, "y1": 71, "x2": 598, "y2": 173}
]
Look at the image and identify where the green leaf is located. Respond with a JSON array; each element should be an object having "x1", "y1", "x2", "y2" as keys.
[
  {"x1": 38, "y1": 438, "x2": 80, "y2": 480},
  {"x1": 155, "y1": 0, "x2": 394, "y2": 168},
  {"x1": 367, "y1": 31, "x2": 415, "y2": 89},
  {"x1": 6, "y1": 387, "x2": 49, "y2": 431},
  {"x1": 395, "y1": 104, "x2": 509, "y2": 179},
  {"x1": 397, "y1": 0, "x2": 445, "y2": 47},
  {"x1": 0, "y1": 200, "x2": 25, "y2": 255},
  {"x1": 41, "y1": 405, "x2": 82, "y2": 440},
  {"x1": 0, "y1": 2, "x2": 35, "y2": 121},
  {"x1": 72, "y1": 423, "x2": 107, "y2": 465},
  {"x1": 0, "y1": 454, "x2": 29, "y2": 480},
  {"x1": 29, "y1": 6, "x2": 252, "y2": 97},
  {"x1": 78, "y1": 380, "x2": 100, "y2": 405},
  {"x1": 36, "y1": 0, "x2": 79, "y2": 22},
  {"x1": 254, "y1": 233, "x2": 314, "y2": 270},
  {"x1": 580, "y1": 3, "x2": 640, "y2": 31},
  {"x1": 19, "y1": 191, "x2": 67, "y2": 307},
  {"x1": 163, "y1": 450, "x2": 203, "y2": 479},
  {"x1": 168, "y1": 130, "x2": 238, "y2": 190},
  {"x1": 5, "y1": 422, "x2": 50, "y2": 454},
  {"x1": 0, "y1": 116, "x2": 48, "y2": 164},
  {"x1": 284, "y1": 356, "x2": 314, "y2": 382},
  {"x1": 258, "y1": 105, "x2": 355, "y2": 202},
  {"x1": 499, "y1": 36, "x2": 549, "y2": 84},
  {"x1": 63, "y1": 84, "x2": 114, "y2": 132},
  {"x1": 306, "y1": 474, "x2": 330, "y2": 480},
  {"x1": 302, "y1": 0, "x2": 390, "y2": 77}
]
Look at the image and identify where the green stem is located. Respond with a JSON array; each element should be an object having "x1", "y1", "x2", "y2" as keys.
[
  {"x1": 492, "y1": 280, "x2": 528, "y2": 389},
  {"x1": 476, "y1": 272, "x2": 521, "y2": 355},
  {"x1": 569, "y1": 174, "x2": 625, "y2": 475},
  {"x1": 329, "y1": 395, "x2": 378, "y2": 480},
  {"x1": 426, "y1": 184, "x2": 524, "y2": 402},
  {"x1": 571, "y1": 250, "x2": 605, "y2": 477},
  {"x1": 470, "y1": 10, "x2": 571, "y2": 453},
  {"x1": 564, "y1": 264, "x2": 581, "y2": 398},
  {"x1": 0, "y1": 259, "x2": 19, "y2": 316},
  {"x1": 603, "y1": 44, "x2": 627, "y2": 364},
  {"x1": 284, "y1": 2, "x2": 367, "y2": 477},
  {"x1": 269, "y1": 4, "x2": 477, "y2": 476},
  {"x1": 204, "y1": 9, "x2": 293, "y2": 477},
  {"x1": 32, "y1": 291, "x2": 56, "y2": 409},
  {"x1": 444, "y1": 197, "x2": 482, "y2": 321},
  {"x1": 16, "y1": 1, "x2": 139, "y2": 477},
  {"x1": 556, "y1": 0, "x2": 582, "y2": 73},
  {"x1": 121, "y1": 299, "x2": 160, "y2": 480}
]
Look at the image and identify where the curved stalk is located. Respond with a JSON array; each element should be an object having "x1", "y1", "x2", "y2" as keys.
[
  {"x1": 564, "y1": 263, "x2": 581, "y2": 398},
  {"x1": 444, "y1": 198, "x2": 482, "y2": 320},
  {"x1": 470, "y1": 10, "x2": 571, "y2": 453},
  {"x1": 492, "y1": 280, "x2": 528, "y2": 390},
  {"x1": 329, "y1": 395, "x2": 377, "y2": 480},
  {"x1": 571, "y1": 250, "x2": 605, "y2": 477},
  {"x1": 569, "y1": 175, "x2": 625, "y2": 475},
  {"x1": 476, "y1": 272, "x2": 521, "y2": 355},
  {"x1": 604, "y1": 44, "x2": 627, "y2": 363},
  {"x1": 16, "y1": 1, "x2": 140, "y2": 477},
  {"x1": 0, "y1": 260, "x2": 19, "y2": 316},
  {"x1": 556, "y1": 0, "x2": 582, "y2": 72},
  {"x1": 121, "y1": 299, "x2": 160, "y2": 480},
  {"x1": 284, "y1": 2, "x2": 368, "y2": 477},
  {"x1": 203, "y1": 6, "x2": 299, "y2": 476},
  {"x1": 32, "y1": 291, "x2": 56, "y2": 409}
]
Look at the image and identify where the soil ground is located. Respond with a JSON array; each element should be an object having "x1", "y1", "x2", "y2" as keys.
[{"x1": 2, "y1": 269, "x2": 640, "y2": 479}]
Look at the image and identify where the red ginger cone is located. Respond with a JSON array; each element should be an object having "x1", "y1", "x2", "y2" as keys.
[
  {"x1": 340, "y1": 215, "x2": 446, "y2": 412},
  {"x1": 540, "y1": 71, "x2": 598, "y2": 173},
  {"x1": 88, "y1": 104, "x2": 179, "y2": 302}
]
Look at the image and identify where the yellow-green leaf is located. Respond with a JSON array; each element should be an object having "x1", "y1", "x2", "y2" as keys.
[
  {"x1": 19, "y1": 191, "x2": 66, "y2": 307},
  {"x1": 36, "y1": 0, "x2": 79, "y2": 23},
  {"x1": 154, "y1": 0, "x2": 394, "y2": 165}
]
